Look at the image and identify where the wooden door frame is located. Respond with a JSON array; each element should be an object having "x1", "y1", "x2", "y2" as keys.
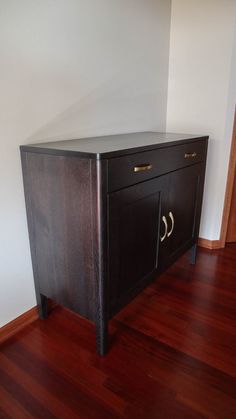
[{"x1": 220, "y1": 106, "x2": 236, "y2": 247}]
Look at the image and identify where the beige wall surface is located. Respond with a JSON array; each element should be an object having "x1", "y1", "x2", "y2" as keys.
[
  {"x1": 167, "y1": 0, "x2": 236, "y2": 240},
  {"x1": 1, "y1": 0, "x2": 236, "y2": 328},
  {"x1": 0, "y1": 0, "x2": 171, "y2": 326}
]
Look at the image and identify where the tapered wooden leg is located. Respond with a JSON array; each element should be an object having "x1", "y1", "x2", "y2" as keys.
[
  {"x1": 96, "y1": 319, "x2": 108, "y2": 356},
  {"x1": 38, "y1": 294, "x2": 48, "y2": 319},
  {"x1": 190, "y1": 243, "x2": 197, "y2": 265}
]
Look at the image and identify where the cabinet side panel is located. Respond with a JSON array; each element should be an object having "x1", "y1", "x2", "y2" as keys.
[{"x1": 21, "y1": 152, "x2": 96, "y2": 321}]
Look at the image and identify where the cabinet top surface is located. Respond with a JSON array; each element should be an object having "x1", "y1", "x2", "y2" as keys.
[{"x1": 21, "y1": 132, "x2": 208, "y2": 159}]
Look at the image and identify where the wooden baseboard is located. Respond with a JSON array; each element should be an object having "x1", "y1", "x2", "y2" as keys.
[
  {"x1": 198, "y1": 238, "x2": 224, "y2": 250},
  {"x1": 0, "y1": 300, "x2": 56, "y2": 344},
  {"x1": 0, "y1": 306, "x2": 39, "y2": 344}
]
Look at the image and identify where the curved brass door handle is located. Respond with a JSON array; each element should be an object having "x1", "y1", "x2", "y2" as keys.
[
  {"x1": 167, "y1": 211, "x2": 174, "y2": 237},
  {"x1": 160, "y1": 216, "x2": 168, "y2": 242}
]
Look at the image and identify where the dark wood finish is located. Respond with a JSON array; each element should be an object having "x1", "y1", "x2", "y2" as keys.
[
  {"x1": 21, "y1": 152, "x2": 97, "y2": 322},
  {"x1": 1, "y1": 245, "x2": 236, "y2": 418},
  {"x1": 190, "y1": 243, "x2": 198, "y2": 264},
  {"x1": 159, "y1": 164, "x2": 205, "y2": 269},
  {"x1": 108, "y1": 176, "x2": 167, "y2": 314},
  {"x1": 39, "y1": 294, "x2": 48, "y2": 319},
  {"x1": 107, "y1": 140, "x2": 206, "y2": 192},
  {"x1": 20, "y1": 132, "x2": 208, "y2": 159},
  {"x1": 93, "y1": 159, "x2": 109, "y2": 356},
  {"x1": 20, "y1": 132, "x2": 208, "y2": 355}
]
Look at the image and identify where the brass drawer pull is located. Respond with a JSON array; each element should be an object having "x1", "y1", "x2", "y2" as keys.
[
  {"x1": 185, "y1": 152, "x2": 197, "y2": 159},
  {"x1": 134, "y1": 164, "x2": 152, "y2": 173}
]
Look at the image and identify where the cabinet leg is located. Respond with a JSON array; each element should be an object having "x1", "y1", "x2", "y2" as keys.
[
  {"x1": 190, "y1": 243, "x2": 197, "y2": 265},
  {"x1": 38, "y1": 293, "x2": 48, "y2": 319},
  {"x1": 96, "y1": 320, "x2": 108, "y2": 356}
]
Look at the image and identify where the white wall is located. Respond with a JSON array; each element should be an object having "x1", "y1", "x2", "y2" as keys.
[
  {"x1": 0, "y1": 0, "x2": 171, "y2": 326},
  {"x1": 167, "y1": 0, "x2": 236, "y2": 240}
]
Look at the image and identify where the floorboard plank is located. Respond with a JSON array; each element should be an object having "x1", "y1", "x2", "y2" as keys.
[{"x1": 1, "y1": 246, "x2": 236, "y2": 418}]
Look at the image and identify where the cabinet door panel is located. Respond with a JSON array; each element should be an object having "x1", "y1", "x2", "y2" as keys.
[
  {"x1": 108, "y1": 177, "x2": 167, "y2": 309},
  {"x1": 160, "y1": 164, "x2": 203, "y2": 266}
]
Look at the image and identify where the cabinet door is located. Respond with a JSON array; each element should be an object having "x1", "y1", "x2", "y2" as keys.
[
  {"x1": 159, "y1": 163, "x2": 203, "y2": 266},
  {"x1": 108, "y1": 176, "x2": 167, "y2": 311}
]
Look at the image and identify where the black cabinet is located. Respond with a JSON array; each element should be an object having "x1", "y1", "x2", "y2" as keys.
[
  {"x1": 108, "y1": 163, "x2": 205, "y2": 315},
  {"x1": 159, "y1": 163, "x2": 204, "y2": 268},
  {"x1": 108, "y1": 176, "x2": 167, "y2": 315},
  {"x1": 20, "y1": 132, "x2": 208, "y2": 355}
]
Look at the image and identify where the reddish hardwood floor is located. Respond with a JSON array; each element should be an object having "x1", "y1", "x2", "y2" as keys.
[{"x1": 1, "y1": 245, "x2": 236, "y2": 418}]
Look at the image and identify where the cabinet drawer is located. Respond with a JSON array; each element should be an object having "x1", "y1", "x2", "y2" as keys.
[{"x1": 107, "y1": 140, "x2": 206, "y2": 192}]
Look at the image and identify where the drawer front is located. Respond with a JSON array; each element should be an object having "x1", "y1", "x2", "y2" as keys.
[{"x1": 107, "y1": 140, "x2": 207, "y2": 192}]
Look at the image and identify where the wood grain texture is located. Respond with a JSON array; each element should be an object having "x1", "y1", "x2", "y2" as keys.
[
  {"x1": 1, "y1": 245, "x2": 236, "y2": 418},
  {"x1": 0, "y1": 301, "x2": 56, "y2": 344},
  {"x1": 21, "y1": 152, "x2": 97, "y2": 322},
  {"x1": 108, "y1": 176, "x2": 165, "y2": 312},
  {"x1": 21, "y1": 135, "x2": 208, "y2": 355},
  {"x1": 0, "y1": 307, "x2": 38, "y2": 344},
  {"x1": 107, "y1": 140, "x2": 206, "y2": 192}
]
